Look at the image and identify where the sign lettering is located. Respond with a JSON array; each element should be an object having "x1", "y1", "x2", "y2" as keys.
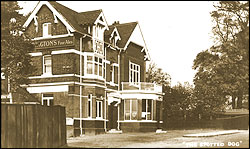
[{"x1": 34, "y1": 36, "x2": 74, "y2": 49}]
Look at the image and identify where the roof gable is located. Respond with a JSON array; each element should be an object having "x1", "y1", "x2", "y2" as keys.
[
  {"x1": 23, "y1": 1, "x2": 109, "y2": 34},
  {"x1": 111, "y1": 22, "x2": 150, "y2": 60},
  {"x1": 23, "y1": 1, "x2": 75, "y2": 32}
]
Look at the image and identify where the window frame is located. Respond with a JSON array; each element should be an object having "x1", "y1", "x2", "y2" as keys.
[
  {"x1": 88, "y1": 94, "x2": 92, "y2": 118},
  {"x1": 85, "y1": 53, "x2": 104, "y2": 80},
  {"x1": 96, "y1": 100, "x2": 102, "y2": 118},
  {"x1": 43, "y1": 55, "x2": 52, "y2": 75},
  {"x1": 124, "y1": 99, "x2": 138, "y2": 121},
  {"x1": 141, "y1": 99, "x2": 153, "y2": 120},
  {"x1": 129, "y1": 61, "x2": 140, "y2": 86},
  {"x1": 42, "y1": 94, "x2": 54, "y2": 106},
  {"x1": 42, "y1": 22, "x2": 52, "y2": 37}
]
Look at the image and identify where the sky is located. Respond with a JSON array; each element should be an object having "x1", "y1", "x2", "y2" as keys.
[{"x1": 18, "y1": 1, "x2": 216, "y2": 87}]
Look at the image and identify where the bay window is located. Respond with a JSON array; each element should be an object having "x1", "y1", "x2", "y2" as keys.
[
  {"x1": 124, "y1": 99, "x2": 138, "y2": 120},
  {"x1": 86, "y1": 55, "x2": 104, "y2": 78},
  {"x1": 142, "y1": 99, "x2": 153, "y2": 120},
  {"x1": 96, "y1": 100, "x2": 102, "y2": 118}
]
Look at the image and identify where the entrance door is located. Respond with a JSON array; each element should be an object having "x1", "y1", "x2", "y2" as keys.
[{"x1": 109, "y1": 102, "x2": 118, "y2": 129}]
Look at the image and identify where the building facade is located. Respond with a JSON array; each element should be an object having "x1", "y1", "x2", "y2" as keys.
[{"x1": 22, "y1": 1, "x2": 163, "y2": 135}]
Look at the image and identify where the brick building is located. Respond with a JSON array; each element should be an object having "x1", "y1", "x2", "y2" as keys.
[{"x1": 21, "y1": 1, "x2": 163, "y2": 135}]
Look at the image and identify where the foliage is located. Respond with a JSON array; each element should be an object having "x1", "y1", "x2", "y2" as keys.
[
  {"x1": 1, "y1": 1, "x2": 35, "y2": 92},
  {"x1": 146, "y1": 62, "x2": 171, "y2": 86},
  {"x1": 163, "y1": 82, "x2": 196, "y2": 121},
  {"x1": 193, "y1": 1, "x2": 249, "y2": 112}
]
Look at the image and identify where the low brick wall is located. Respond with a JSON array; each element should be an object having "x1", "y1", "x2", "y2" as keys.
[
  {"x1": 163, "y1": 115, "x2": 249, "y2": 130},
  {"x1": 73, "y1": 120, "x2": 105, "y2": 136},
  {"x1": 120, "y1": 122, "x2": 158, "y2": 132}
]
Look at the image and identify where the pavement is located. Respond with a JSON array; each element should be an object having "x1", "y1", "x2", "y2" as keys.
[{"x1": 183, "y1": 130, "x2": 243, "y2": 137}]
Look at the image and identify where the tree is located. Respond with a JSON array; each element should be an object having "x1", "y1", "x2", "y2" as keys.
[
  {"x1": 193, "y1": 1, "x2": 249, "y2": 111},
  {"x1": 1, "y1": 2, "x2": 35, "y2": 97},
  {"x1": 163, "y1": 82, "x2": 196, "y2": 121},
  {"x1": 146, "y1": 62, "x2": 171, "y2": 86}
]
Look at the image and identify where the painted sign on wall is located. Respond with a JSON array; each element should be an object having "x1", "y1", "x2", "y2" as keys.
[{"x1": 34, "y1": 36, "x2": 74, "y2": 49}]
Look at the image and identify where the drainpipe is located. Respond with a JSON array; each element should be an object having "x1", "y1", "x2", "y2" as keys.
[
  {"x1": 79, "y1": 35, "x2": 87, "y2": 136},
  {"x1": 104, "y1": 47, "x2": 107, "y2": 132},
  {"x1": 79, "y1": 36, "x2": 83, "y2": 136},
  {"x1": 117, "y1": 48, "x2": 122, "y2": 130}
]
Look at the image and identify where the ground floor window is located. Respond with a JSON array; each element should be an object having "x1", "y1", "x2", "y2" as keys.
[
  {"x1": 96, "y1": 100, "x2": 102, "y2": 118},
  {"x1": 142, "y1": 99, "x2": 153, "y2": 120},
  {"x1": 42, "y1": 93, "x2": 53, "y2": 106},
  {"x1": 124, "y1": 99, "x2": 137, "y2": 120}
]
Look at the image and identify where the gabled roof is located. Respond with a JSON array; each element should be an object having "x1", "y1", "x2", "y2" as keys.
[
  {"x1": 77, "y1": 10, "x2": 102, "y2": 25},
  {"x1": 109, "y1": 22, "x2": 150, "y2": 60},
  {"x1": 24, "y1": 1, "x2": 105, "y2": 34},
  {"x1": 110, "y1": 22, "x2": 138, "y2": 48}
]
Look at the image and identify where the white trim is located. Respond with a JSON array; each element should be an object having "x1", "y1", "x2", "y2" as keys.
[
  {"x1": 29, "y1": 52, "x2": 42, "y2": 57},
  {"x1": 28, "y1": 82, "x2": 75, "y2": 87},
  {"x1": 94, "y1": 11, "x2": 109, "y2": 30},
  {"x1": 68, "y1": 94, "x2": 88, "y2": 98},
  {"x1": 75, "y1": 82, "x2": 106, "y2": 89},
  {"x1": 23, "y1": 1, "x2": 75, "y2": 32},
  {"x1": 104, "y1": 59, "x2": 110, "y2": 64},
  {"x1": 42, "y1": 93, "x2": 54, "y2": 106},
  {"x1": 107, "y1": 81, "x2": 118, "y2": 87},
  {"x1": 74, "y1": 117, "x2": 108, "y2": 121},
  {"x1": 26, "y1": 81, "x2": 107, "y2": 89},
  {"x1": 88, "y1": 94, "x2": 92, "y2": 118},
  {"x1": 51, "y1": 49, "x2": 81, "y2": 55},
  {"x1": 96, "y1": 100, "x2": 102, "y2": 118},
  {"x1": 32, "y1": 34, "x2": 73, "y2": 40},
  {"x1": 120, "y1": 93, "x2": 162, "y2": 100},
  {"x1": 110, "y1": 27, "x2": 121, "y2": 41},
  {"x1": 1, "y1": 94, "x2": 12, "y2": 99},
  {"x1": 123, "y1": 23, "x2": 150, "y2": 61},
  {"x1": 29, "y1": 74, "x2": 75, "y2": 79},
  {"x1": 119, "y1": 120, "x2": 157, "y2": 123},
  {"x1": 27, "y1": 85, "x2": 68, "y2": 93},
  {"x1": 111, "y1": 63, "x2": 119, "y2": 67}
]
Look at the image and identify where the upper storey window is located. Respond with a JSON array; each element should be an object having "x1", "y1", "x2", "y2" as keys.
[
  {"x1": 43, "y1": 23, "x2": 52, "y2": 37},
  {"x1": 43, "y1": 55, "x2": 52, "y2": 75},
  {"x1": 129, "y1": 61, "x2": 140, "y2": 85}
]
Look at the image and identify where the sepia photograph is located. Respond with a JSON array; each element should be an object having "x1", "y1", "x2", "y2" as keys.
[{"x1": 1, "y1": 1, "x2": 249, "y2": 148}]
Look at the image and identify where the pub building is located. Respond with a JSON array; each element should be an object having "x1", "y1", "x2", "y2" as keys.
[{"x1": 21, "y1": 1, "x2": 164, "y2": 135}]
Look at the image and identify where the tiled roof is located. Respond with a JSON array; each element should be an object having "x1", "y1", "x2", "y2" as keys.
[
  {"x1": 77, "y1": 10, "x2": 102, "y2": 25},
  {"x1": 109, "y1": 22, "x2": 138, "y2": 48},
  {"x1": 48, "y1": 1, "x2": 101, "y2": 33}
]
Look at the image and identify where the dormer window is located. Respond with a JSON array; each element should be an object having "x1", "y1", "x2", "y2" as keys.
[{"x1": 43, "y1": 23, "x2": 52, "y2": 37}]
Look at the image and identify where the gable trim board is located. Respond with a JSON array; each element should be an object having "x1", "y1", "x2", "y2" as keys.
[{"x1": 23, "y1": 1, "x2": 75, "y2": 32}]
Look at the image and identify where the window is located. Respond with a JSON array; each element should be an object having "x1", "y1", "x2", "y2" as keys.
[
  {"x1": 124, "y1": 99, "x2": 138, "y2": 120},
  {"x1": 43, "y1": 55, "x2": 52, "y2": 74},
  {"x1": 96, "y1": 100, "x2": 102, "y2": 118},
  {"x1": 110, "y1": 65, "x2": 114, "y2": 83},
  {"x1": 142, "y1": 99, "x2": 153, "y2": 120},
  {"x1": 43, "y1": 23, "x2": 51, "y2": 37},
  {"x1": 42, "y1": 94, "x2": 53, "y2": 106},
  {"x1": 87, "y1": 56, "x2": 93, "y2": 74},
  {"x1": 88, "y1": 94, "x2": 92, "y2": 117},
  {"x1": 129, "y1": 61, "x2": 140, "y2": 85},
  {"x1": 86, "y1": 55, "x2": 104, "y2": 77}
]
